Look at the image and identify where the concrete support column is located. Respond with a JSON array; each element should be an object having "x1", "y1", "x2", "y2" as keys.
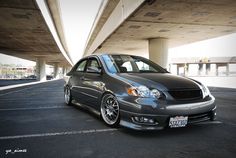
[
  {"x1": 198, "y1": 63, "x2": 203, "y2": 76},
  {"x1": 53, "y1": 63, "x2": 59, "y2": 79},
  {"x1": 216, "y1": 64, "x2": 219, "y2": 76},
  {"x1": 206, "y1": 63, "x2": 211, "y2": 75},
  {"x1": 62, "y1": 67, "x2": 66, "y2": 76},
  {"x1": 176, "y1": 64, "x2": 180, "y2": 75},
  {"x1": 184, "y1": 63, "x2": 189, "y2": 76},
  {"x1": 176, "y1": 64, "x2": 185, "y2": 76},
  {"x1": 62, "y1": 66, "x2": 71, "y2": 76},
  {"x1": 36, "y1": 58, "x2": 46, "y2": 81},
  {"x1": 226, "y1": 63, "x2": 229, "y2": 76},
  {"x1": 148, "y1": 38, "x2": 169, "y2": 69}
]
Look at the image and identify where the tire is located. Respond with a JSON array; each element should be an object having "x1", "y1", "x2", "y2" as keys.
[
  {"x1": 100, "y1": 93, "x2": 120, "y2": 127},
  {"x1": 64, "y1": 86, "x2": 72, "y2": 105}
]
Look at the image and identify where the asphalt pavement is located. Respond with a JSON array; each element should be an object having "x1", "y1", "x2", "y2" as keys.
[{"x1": 0, "y1": 79, "x2": 235, "y2": 158}]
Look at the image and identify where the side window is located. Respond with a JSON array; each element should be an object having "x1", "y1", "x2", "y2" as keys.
[
  {"x1": 76, "y1": 60, "x2": 87, "y2": 72},
  {"x1": 90, "y1": 59, "x2": 99, "y2": 68},
  {"x1": 121, "y1": 61, "x2": 133, "y2": 72},
  {"x1": 87, "y1": 58, "x2": 99, "y2": 70}
]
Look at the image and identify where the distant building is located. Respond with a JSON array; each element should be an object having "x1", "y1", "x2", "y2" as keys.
[
  {"x1": 170, "y1": 56, "x2": 236, "y2": 76},
  {"x1": 0, "y1": 64, "x2": 35, "y2": 79}
]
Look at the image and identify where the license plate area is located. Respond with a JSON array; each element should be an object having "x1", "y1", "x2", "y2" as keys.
[{"x1": 169, "y1": 116, "x2": 188, "y2": 128}]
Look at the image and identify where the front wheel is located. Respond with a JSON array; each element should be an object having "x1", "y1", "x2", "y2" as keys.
[
  {"x1": 64, "y1": 86, "x2": 72, "y2": 105},
  {"x1": 100, "y1": 94, "x2": 120, "y2": 127}
]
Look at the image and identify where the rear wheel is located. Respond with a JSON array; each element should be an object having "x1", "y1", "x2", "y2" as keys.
[
  {"x1": 100, "y1": 94, "x2": 120, "y2": 127},
  {"x1": 64, "y1": 86, "x2": 72, "y2": 105}
]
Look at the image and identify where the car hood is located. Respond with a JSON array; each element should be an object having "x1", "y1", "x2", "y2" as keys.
[{"x1": 115, "y1": 73, "x2": 200, "y2": 91}]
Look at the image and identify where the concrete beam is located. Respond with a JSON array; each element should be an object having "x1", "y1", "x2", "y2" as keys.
[
  {"x1": 46, "y1": 0, "x2": 73, "y2": 63},
  {"x1": 86, "y1": 0, "x2": 145, "y2": 56}
]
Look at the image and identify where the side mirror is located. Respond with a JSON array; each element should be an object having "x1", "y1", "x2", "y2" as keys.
[{"x1": 87, "y1": 66, "x2": 102, "y2": 74}]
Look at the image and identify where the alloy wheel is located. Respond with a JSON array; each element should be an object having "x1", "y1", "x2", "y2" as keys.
[
  {"x1": 101, "y1": 94, "x2": 120, "y2": 126},
  {"x1": 64, "y1": 86, "x2": 72, "y2": 105}
]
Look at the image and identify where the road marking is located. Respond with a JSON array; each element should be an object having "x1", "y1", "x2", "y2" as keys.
[
  {"x1": 0, "y1": 79, "x2": 62, "y2": 96},
  {"x1": 0, "y1": 97, "x2": 63, "y2": 101},
  {"x1": 0, "y1": 128, "x2": 118, "y2": 140},
  {"x1": 0, "y1": 79, "x2": 60, "y2": 91},
  {"x1": 0, "y1": 106, "x2": 70, "y2": 111}
]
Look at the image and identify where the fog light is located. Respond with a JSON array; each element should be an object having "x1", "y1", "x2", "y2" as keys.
[
  {"x1": 149, "y1": 119, "x2": 154, "y2": 124},
  {"x1": 132, "y1": 116, "x2": 157, "y2": 125}
]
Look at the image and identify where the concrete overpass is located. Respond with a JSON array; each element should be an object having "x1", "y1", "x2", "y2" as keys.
[
  {"x1": 0, "y1": 0, "x2": 72, "y2": 81},
  {"x1": 1, "y1": 0, "x2": 236, "y2": 81},
  {"x1": 84, "y1": 0, "x2": 236, "y2": 69}
]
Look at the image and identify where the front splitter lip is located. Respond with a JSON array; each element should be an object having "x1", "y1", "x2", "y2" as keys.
[
  {"x1": 119, "y1": 120, "x2": 165, "y2": 130},
  {"x1": 119, "y1": 106, "x2": 216, "y2": 130},
  {"x1": 119, "y1": 109, "x2": 169, "y2": 130}
]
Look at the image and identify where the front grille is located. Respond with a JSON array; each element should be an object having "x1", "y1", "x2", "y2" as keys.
[
  {"x1": 168, "y1": 89, "x2": 202, "y2": 100},
  {"x1": 188, "y1": 111, "x2": 212, "y2": 124}
]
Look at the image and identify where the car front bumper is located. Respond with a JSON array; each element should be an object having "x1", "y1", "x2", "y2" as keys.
[{"x1": 118, "y1": 96, "x2": 216, "y2": 130}]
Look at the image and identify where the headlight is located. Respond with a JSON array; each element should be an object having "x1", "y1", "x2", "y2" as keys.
[
  {"x1": 127, "y1": 85, "x2": 161, "y2": 98},
  {"x1": 201, "y1": 84, "x2": 210, "y2": 98},
  {"x1": 150, "y1": 89, "x2": 161, "y2": 98}
]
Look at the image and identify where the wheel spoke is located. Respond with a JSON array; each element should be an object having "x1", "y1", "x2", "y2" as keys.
[{"x1": 113, "y1": 110, "x2": 118, "y2": 115}]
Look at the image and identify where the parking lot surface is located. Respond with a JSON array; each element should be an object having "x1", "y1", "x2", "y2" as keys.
[{"x1": 0, "y1": 80, "x2": 235, "y2": 158}]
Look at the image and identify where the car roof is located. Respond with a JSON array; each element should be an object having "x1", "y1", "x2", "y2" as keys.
[{"x1": 85, "y1": 53, "x2": 140, "y2": 58}]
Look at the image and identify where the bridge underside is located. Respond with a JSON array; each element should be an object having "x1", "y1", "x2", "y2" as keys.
[
  {"x1": 85, "y1": 0, "x2": 236, "y2": 58},
  {"x1": 0, "y1": 0, "x2": 71, "y2": 67}
]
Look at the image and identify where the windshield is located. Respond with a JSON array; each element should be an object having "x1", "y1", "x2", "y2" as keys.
[{"x1": 102, "y1": 54, "x2": 168, "y2": 73}]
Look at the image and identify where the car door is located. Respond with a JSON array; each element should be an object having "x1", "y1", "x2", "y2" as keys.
[
  {"x1": 70, "y1": 59, "x2": 88, "y2": 104},
  {"x1": 80, "y1": 57, "x2": 104, "y2": 109}
]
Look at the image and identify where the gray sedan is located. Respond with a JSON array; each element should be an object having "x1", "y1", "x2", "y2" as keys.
[{"x1": 64, "y1": 54, "x2": 216, "y2": 130}]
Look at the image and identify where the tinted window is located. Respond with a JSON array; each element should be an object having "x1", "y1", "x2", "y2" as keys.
[
  {"x1": 85, "y1": 58, "x2": 102, "y2": 73},
  {"x1": 76, "y1": 60, "x2": 87, "y2": 72},
  {"x1": 135, "y1": 60, "x2": 157, "y2": 72},
  {"x1": 102, "y1": 55, "x2": 167, "y2": 73},
  {"x1": 87, "y1": 58, "x2": 99, "y2": 69},
  {"x1": 121, "y1": 61, "x2": 133, "y2": 72}
]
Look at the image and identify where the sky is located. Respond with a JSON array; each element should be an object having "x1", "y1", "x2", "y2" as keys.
[
  {"x1": 59, "y1": 0, "x2": 102, "y2": 63},
  {"x1": 0, "y1": 53, "x2": 35, "y2": 66},
  {"x1": 0, "y1": 0, "x2": 236, "y2": 66},
  {"x1": 170, "y1": 33, "x2": 236, "y2": 58}
]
